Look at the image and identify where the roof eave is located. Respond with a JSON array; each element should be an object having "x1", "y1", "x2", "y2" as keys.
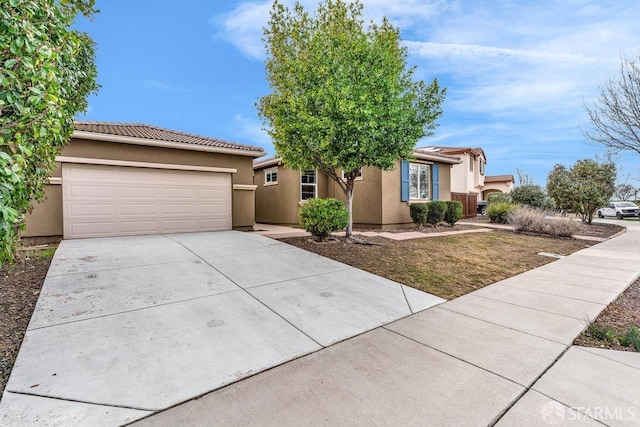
[
  {"x1": 413, "y1": 152, "x2": 463, "y2": 164},
  {"x1": 73, "y1": 130, "x2": 266, "y2": 158},
  {"x1": 253, "y1": 158, "x2": 282, "y2": 169}
]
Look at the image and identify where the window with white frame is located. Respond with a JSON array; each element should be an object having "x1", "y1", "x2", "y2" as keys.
[
  {"x1": 469, "y1": 154, "x2": 474, "y2": 172},
  {"x1": 409, "y1": 163, "x2": 430, "y2": 200},
  {"x1": 300, "y1": 169, "x2": 317, "y2": 200},
  {"x1": 264, "y1": 167, "x2": 278, "y2": 185},
  {"x1": 479, "y1": 158, "x2": 485, "y2": 175}
]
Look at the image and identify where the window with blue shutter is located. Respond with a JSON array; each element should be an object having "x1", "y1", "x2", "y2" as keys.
[
  {"x1": 401, "y1": 160, "x2": 410, "y2": 202},
  {"x1": 431, "y1": 164, "x2": 439, "y2": 201}
]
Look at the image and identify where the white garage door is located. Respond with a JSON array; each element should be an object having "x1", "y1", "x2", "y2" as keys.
[{"x1": 62, "y1": 163, "x2": 232, "y2": 239}]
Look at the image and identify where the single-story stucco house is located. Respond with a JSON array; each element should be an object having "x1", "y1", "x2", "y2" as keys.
[
  {"x1": 23, "y1": 121, "x2": 265, "y2": 242},
  {"x1": 253, "y1": 149, "x2": 462, "y2": 229}
]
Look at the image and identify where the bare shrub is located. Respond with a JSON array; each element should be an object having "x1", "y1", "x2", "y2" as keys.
[{"x1": 508, "y1": 207, "x2": 578, "y2": 237}]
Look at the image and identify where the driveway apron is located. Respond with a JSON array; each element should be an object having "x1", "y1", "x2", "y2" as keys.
[{"x1": 0, "y1": 231, "x2": 444, "y2": 425}]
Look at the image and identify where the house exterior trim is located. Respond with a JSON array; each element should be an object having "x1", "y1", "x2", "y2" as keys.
[
  {"x1": 73, "y1": 130, "x2": 265, "y2": 158},
  {"x1": 55, "y1": 156, "x2": 238, "y2": 174}
]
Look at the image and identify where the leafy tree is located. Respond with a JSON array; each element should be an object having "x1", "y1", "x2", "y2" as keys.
[
  {"x1": 615, "y1": 183, "x2": 636, "y2": 201},
  {"x1": 510, "y1": 184, "x2": 547, "y2": 208},
  {"x1": 584, "y1": 53, "x2": 640, "y2": 156},
  {"x1": 546, "y1": 164, "x2": 573, "y2": 214},
  {"x1": 0, "y1": 0, "x2": 99, "y2": 263},
  {"x1": 258, "y1": 0, "x2": 445, "y2": 236},
  {"x1": 546, "y1": 159, "x2": 616, "y2": 224}
]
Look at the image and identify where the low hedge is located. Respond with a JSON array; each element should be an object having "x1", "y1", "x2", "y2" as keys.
[
  {"x1": 444, "y1": 201, "x2": 463, "y2": 226},
  {"x1": 299, "y1": 198, "x2": 349, "y2": 241}
]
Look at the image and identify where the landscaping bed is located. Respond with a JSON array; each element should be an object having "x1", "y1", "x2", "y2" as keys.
[
  {"x1": 574, "y1": 277, "x2": 640, "y2": 352},
  {"x1": 0, "y1": 247, "x2": 55, "y2": 397},
  {"x1": 461, "y1": 215, "x2": 624, "y2": 239},
  {"x1": 280, "y1": 231, "x2": 594, "y2": 299}
]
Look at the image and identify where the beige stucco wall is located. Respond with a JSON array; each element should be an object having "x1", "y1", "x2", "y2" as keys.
[
  {"x1": 450, "y1": 152, "x2": 485, "y2": 195},
  {"x1": 23, "y1": 184, "x2": 63, "y2": 237},
  {"x1": 482, "y1": 181, "x2": 514, "y2": 197},
  {"x1": 381, "y1": 160, "x2": 452, "y2": 227},
  {"x1": 23, "y1": 137, "x2": 258, "y2": 237},
  {"x1": 254, "y1": 161, "x2": 453, "y2": 228},
  {"x1": 254, "y1": 165, "x2": 335, "y2": 225},
  {"x1": 255, "y1": 165, "x2": 300, "y2": 224},
  {"x1": 328, "y1": 167, "x2": 383, "y2": 226}
]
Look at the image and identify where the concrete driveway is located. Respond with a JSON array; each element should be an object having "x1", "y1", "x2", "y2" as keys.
[{"x1": 0, "y1": 231, "x2": 444, "y2": 425}]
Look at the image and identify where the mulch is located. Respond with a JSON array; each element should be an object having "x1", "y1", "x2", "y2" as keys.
[
  {"x1": 574, "y1": 277, "x2": 640, "y2": 352},
  {"x1": 0, "y1": 252, "x2": 53, "y2": 397}
]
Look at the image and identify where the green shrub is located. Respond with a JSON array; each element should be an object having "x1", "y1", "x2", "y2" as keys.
[
  {"x1": 620, "y1": 326, "x2": 640, "y2": 351},
  {"x1": 487, "y1": 192, "x2": 511, "y2": 205},
  {"x1": 511, "y1": 184, "x2": 555, "y2": 209},
  {"x1": 444, "y1": 201, "x2": 463, "y2": 226},
  {"x1": 487, "y1": 202, "x2": 516, "y2": 224},
  {"x1": 409, "y1": 203, "x2": 429, "y2": 229},
  {"x1": 426, "y1": 201, "x2": 446, "y2": 228},
  {"x1": 587, "y1": 324, "x2": 615, "y2": 341},
  {"x1": 298, "y1": 198, "x2": 349, "y2": 241}
]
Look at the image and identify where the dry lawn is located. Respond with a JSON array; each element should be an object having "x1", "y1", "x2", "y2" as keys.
[{"x1": 280, "y1": 231, "x2": 594, "y2": 299}]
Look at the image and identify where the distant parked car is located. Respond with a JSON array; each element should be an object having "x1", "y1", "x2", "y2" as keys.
[
  {"x1": 597, "y1": 201, "x2": 640, "y2": 219},
  {"x1": 477, "y1": 200, "x2": 488, "y2": 215}
]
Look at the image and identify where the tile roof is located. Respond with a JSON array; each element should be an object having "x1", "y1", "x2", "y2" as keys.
[
  {"x1": 484, "y1": 174, "x2": 514, "y2": 183},
  {"x1": 74, "y1": 121, "x2": 265, "y2": 153}
]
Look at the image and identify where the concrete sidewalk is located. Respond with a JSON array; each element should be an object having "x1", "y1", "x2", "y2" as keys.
[{"x1": 134, "y1": 227, "x2": 640, "y2": 425}]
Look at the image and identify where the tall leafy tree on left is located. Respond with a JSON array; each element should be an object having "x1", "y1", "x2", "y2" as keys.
[{"x1": 0, "y1": 0, "x2": 99, "y2": 263}]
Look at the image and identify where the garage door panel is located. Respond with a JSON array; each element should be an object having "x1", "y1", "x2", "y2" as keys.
[
  {"x1": 119, "y1": 185, "x2": 158, "y2": 199},
  {"x1": 161, "y1": 219, "x2": 199, "y2": 233},
  {"x1": 200, "y1": 203, "x2": 231, "y2": 215},
  {"x1": 67, "y1": 184, "x2": 115, "y2": 198},
  {"x1": 119, "y1": 204, "x2": 161, "y2": 216},
  {"x1": 63, "y1": 164, "x2": 232, "y2": 239},
  {"x1": 69, "y1": 203, "x2": 116, "y2": 216},
  {"x1": 161, "y1": 187, "x2": 198, "y2": 199},
  {"x1": 69, "y1": 222, "x2": 117, "y2": 236},
  {"x1": 119, "y1": 220, "x2": 161, "y2": 233}
]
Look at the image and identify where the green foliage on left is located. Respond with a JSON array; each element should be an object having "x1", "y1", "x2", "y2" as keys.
[
  {"x1": 299, "y1": 198, "x2": 349, "y2": 241},
  {"x1": 443, "y1": 201, "x2": 463, "y2": 226},
  {"x1": 258, "y1": 0, "x2": 445, "y2": 236},
  {"x1": 0, "y1": 0, "x2": 99, "y2": 263}
]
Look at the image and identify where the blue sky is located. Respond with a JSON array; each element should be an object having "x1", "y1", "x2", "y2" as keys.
[{"x1": 75, "y1": 0, "x2": 640, "y2": 186}]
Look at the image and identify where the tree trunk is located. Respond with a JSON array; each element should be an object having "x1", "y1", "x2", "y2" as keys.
[{"x1": 345, "y1": 188, "x2": 353, "y2": 237}]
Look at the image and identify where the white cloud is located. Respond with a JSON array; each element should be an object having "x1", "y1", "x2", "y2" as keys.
[
  {"x1": 233, "y1": 114, "x2": 273, "y2": 153},
  {"x1": 144, "y1": 80, "x2": 186, "y2": 92},
  {"x1": 216, "y1": 0, "x2": 640, "y2": 183},
  {"x1": 213, "y1": 1, "x2": 272, "y2": 60},
  {"x1": 213, "y1": 0, "x2": 453, "y2": 60}
]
